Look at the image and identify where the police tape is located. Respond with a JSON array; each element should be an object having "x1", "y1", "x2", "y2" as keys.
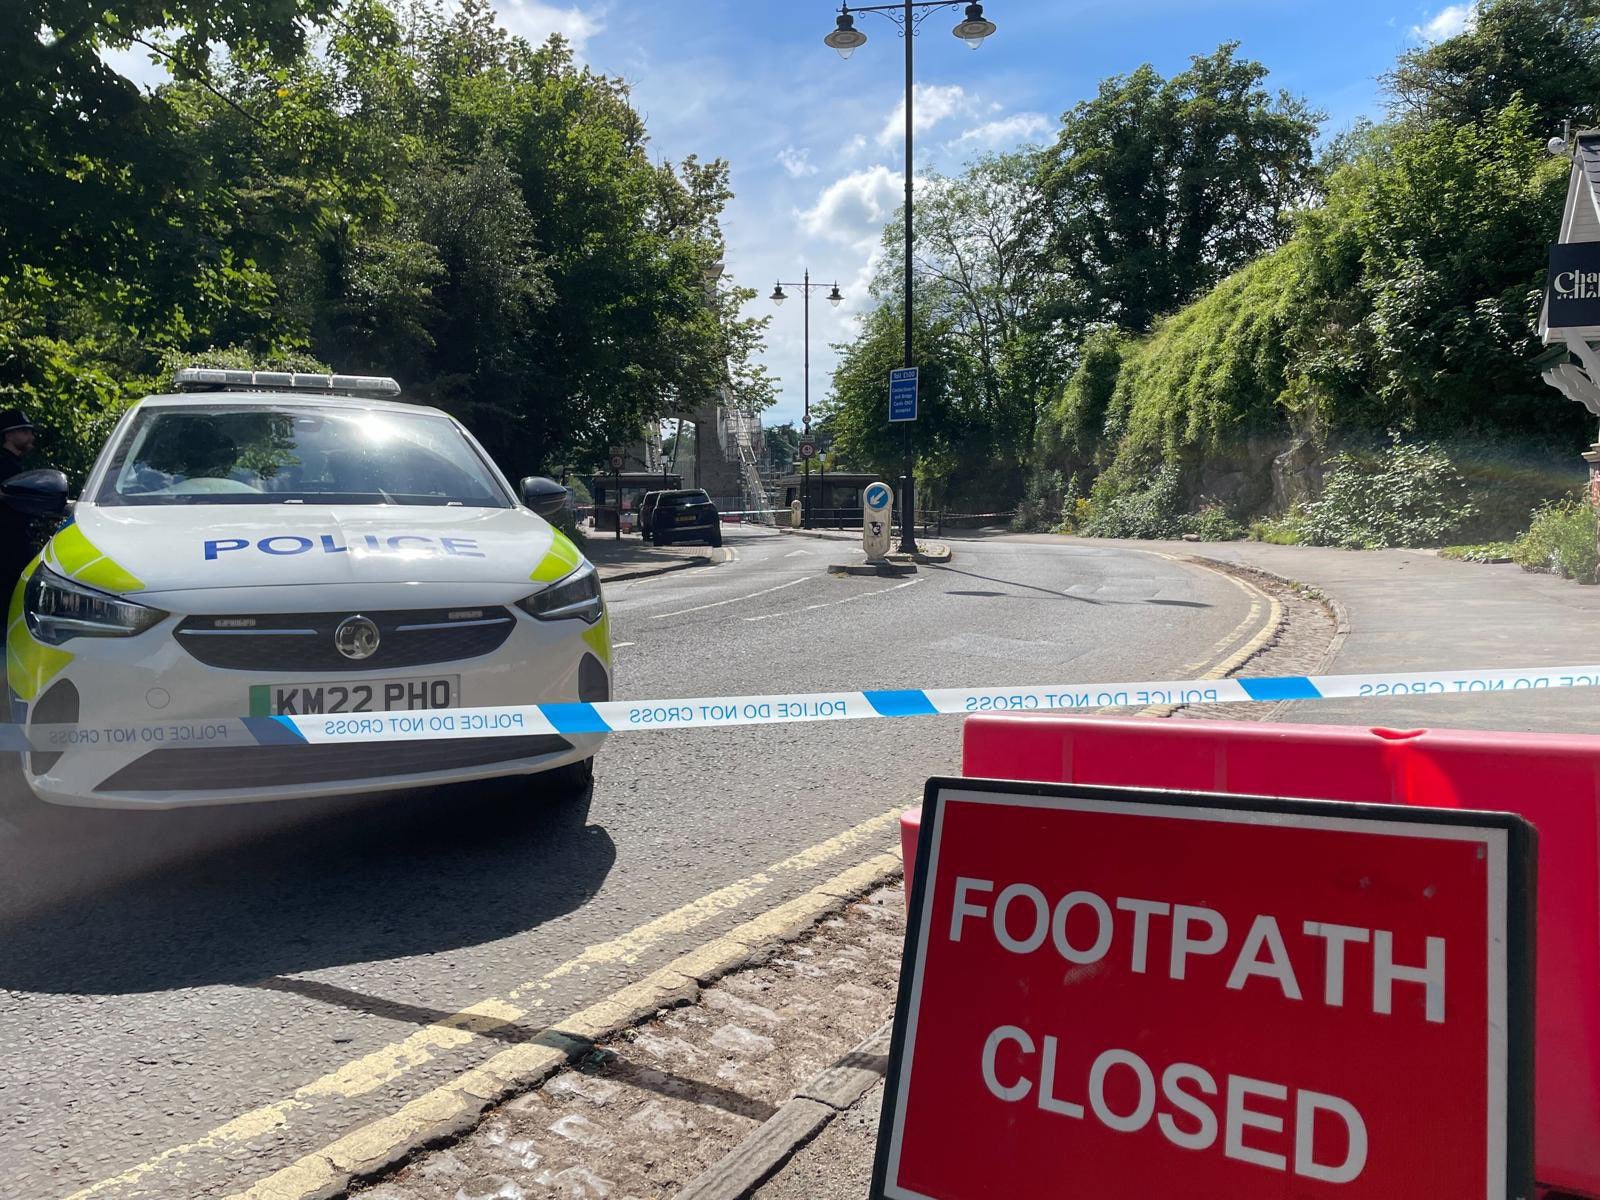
[{"x1": 4, "y1": 663, "x2": 1600, "y2": 754}]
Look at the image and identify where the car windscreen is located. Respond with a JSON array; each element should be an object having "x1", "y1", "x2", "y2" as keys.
[
  {"x1": 95, "y1": 405, "x2": 512, "y2": 507},
  {"x1": 659, "y1": 492, "x2": 711, "y2": 507}
]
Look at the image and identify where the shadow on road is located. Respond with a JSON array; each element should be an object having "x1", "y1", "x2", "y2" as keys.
[
  {"x1": 928, "y1": 563, "x2": 1104, "y2": 604},
  {"x1": 0, "y1": 773, "x2": 615, "y2": 995}
]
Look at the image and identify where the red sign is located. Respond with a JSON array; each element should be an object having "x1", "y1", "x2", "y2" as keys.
[{"x1": 873, "y1": 780, "x2": 1535, "y2": 1200}]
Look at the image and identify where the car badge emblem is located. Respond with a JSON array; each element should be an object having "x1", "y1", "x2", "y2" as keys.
[{"x1": 334, "y1": 614, "x2": 381, "y2": 661}]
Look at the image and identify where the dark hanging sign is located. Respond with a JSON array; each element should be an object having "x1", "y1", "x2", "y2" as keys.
[{"x1": 1547, "y1": 242, "x2": 1600, "y2": 330}]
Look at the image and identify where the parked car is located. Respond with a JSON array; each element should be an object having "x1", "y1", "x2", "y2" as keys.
[
  {"x1": 649, "y1": 489, "x2": 722, "y2": 547},
  {"x1": 637, "y1": 490, "x2": 666, "y2": 541},
  {"x1": 3, "y1": 368, "x2": 610, "y2": 809}
]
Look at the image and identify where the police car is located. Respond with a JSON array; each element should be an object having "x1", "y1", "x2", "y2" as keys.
[{"x1": 2, "y1": 369, "x2": 609, "y2": 808}]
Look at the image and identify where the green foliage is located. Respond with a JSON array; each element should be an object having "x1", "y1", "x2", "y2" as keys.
[
  {"x1": 1249, "y1": 517, "x2": 1304, "y2": 545},
  {"x1": 1, "y1": 0, "x2": 771, "y2": 485},
  {"x1": 1294, "y1": 100, "x2": 1573, "y2": 441},
  {"x1": 1092, "y1": 243, "x2": 1310, "y2": 491},
  {"x1": 1045, "y1": 328, "x2": 1126, "y2": 469},
  {"x1": 1036, "y1": 42, "x2": 1321, "y2": 333},
  {"x1": 764, "y1": 423, "x2": 800, "y2": 472},
  {"x1": 1187, "y1": 504, "x2": 1246, "y2": 542},
  {"x1": 1383, "y1": 0, "x2": 1600, "y2": 129},
  {"x1": 1438, "y1": 542, "x2": 1516, "y2": 562},
  {"x1": 1013, "y1": 469, "x2": 1066, "y2": 532},
  {"x1": 1080, "y1": 466, "x2": 1188, "y2": 539},
  {"x1": 874, "y1": 153, "x2": 1074, "y2": 476},
  {"x1": 1033, "y1": 5, "x2": 1591, "y2": 529},
  {"x1": 1283, "y1": 439, "x2": 1478, "y2": 549},
  {"x1": 1511, "y1": 497, "x2": 1599, "y2": 582},
  {"x1": 819, "y1": 304, "x2": 989, "y2": 506}
]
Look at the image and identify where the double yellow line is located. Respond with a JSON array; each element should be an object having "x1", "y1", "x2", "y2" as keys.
[{"x1": 64, "y1": 810, "x2": 906, "y2": 1200}]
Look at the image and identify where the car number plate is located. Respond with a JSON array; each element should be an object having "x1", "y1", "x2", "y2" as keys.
[
  {"x1": 250, "y1": 676, "x2": 460, "y2": 716},
  {"x1": 676, "y1": 513, "x2": 696, "y2": 523}
]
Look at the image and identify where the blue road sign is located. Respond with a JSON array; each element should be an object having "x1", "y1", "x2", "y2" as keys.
[
  {"x1": 864, "y1": 482, "x2": 892, "y2": 511},
  {"x1": 889, "y1": 367, "x2": 918, "y2": 423}
]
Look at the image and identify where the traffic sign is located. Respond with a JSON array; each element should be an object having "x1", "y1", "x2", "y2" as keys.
[
  {"x1": 889, "y1": 367, "x2": 918, "y2": 423},
  {"x1": 874, "y1": 778, "x2": 1535, "y2": 1200},
  {"x1": 863, "y1": 480, "x2": 893, "y2": 561},
  {"x1": 610, "y1": 453, "x2": 624, "y2": 472},
  {"x1": 799, "y1": 439, "x2": 817, "y2": 460}
]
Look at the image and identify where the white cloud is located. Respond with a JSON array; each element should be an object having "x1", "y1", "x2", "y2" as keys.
[
  {"x1": 878, "y1": 83, "x2": 976, "y2": 146},
  {"x1": 496, "y1": 1, "x2": 604, "y2": 52},
  {"x1": 954, "y1": 111, "x2": 1052, "y2": 149},
  {"x1": 798, "y1": 166, "x2": 902, "y2": 249},
  {"x1": 1409, "y1": 3, "x2": 1475, "y2": 42},
  {"x1": 98, "y1": 40, "x2": 170, "y2": 90},
  {"x1": 777, "y1": 146, "x2": 818, "y2": 178}
]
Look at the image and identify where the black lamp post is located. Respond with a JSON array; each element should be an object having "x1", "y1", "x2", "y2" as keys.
[
  {"x1": 824, "y1": 0, "x2": 997, "y2": 552},
  {"x1": 770, "y1": 271, "x2": 843, "y2": 529}
]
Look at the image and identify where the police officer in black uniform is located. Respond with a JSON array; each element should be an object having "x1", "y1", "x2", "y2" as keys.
[{"x1": 0, "y1": 408, "x2": 41, "y2": 605}]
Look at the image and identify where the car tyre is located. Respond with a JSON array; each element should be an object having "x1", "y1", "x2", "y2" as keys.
[
  {"x1": 538, "y1": 756, "x2": 594, "y2": 799},
  {"x1": 708, "y1": 528, "x2": 722, "y2": 548}
]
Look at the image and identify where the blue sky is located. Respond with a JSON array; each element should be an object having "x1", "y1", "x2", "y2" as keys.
[{"x1": 105, "y1": 0, "x2": 1478, "y2": 430}]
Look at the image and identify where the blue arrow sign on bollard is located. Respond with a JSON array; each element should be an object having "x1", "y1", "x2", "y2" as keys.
[{"x1": 889, "y1": 367, "x2": 918, "y2": 423}]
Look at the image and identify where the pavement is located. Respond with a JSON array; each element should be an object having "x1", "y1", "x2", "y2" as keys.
[
  {"x1": 7, "y1": 527, "x2": 1596, "y2": 1199},
  {"x1": 1007, "y1": 533, "x2": 1600, "y2": 733}
]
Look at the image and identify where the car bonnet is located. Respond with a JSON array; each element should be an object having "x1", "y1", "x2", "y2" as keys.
[{"x1": 45, "y1": 505, "x2": 585, "y2": 597}]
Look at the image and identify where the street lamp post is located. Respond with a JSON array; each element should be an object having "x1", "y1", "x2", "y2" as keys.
[
  {"x1": 823, "y1": 0, "x2": 997, "y2": 552},
  {"x1": 770, "y1": 271, "x2": 843, "y2": 529}
]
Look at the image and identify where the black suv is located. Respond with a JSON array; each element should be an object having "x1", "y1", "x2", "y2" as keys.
[{"x1": 649, "y1": 489, "x2": 722, "y2": 547}]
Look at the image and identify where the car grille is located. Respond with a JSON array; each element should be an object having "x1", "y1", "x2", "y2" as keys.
[
  {"x1": 174, "y1": 607, "x2": 516, "y2": 672},
  {"x1": 96, "y1": 735, "x2": 572, "y2": 792}
]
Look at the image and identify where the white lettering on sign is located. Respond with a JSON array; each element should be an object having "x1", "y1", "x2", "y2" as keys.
[
  {"x1": 949, "y1": 877, "x2": 1448, "y2": 1022},
  {"x1": 979, "y1": 1031, "x2": 1370, "y2": 1183},
  {"x1": 1554, "y1": 269, "x2": 1600, "y2": 300}
]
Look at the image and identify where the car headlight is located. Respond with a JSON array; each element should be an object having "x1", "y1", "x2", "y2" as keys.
[
  {"x1": 517, "y1": 562, "x2": 603, "y2": 624},
  {"x1": 24, "y1": 563, "x2": 168, "y2": 645}
]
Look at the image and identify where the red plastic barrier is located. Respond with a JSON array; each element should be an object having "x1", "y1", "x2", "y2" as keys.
[{"x1": 902, "y1": 715, "x2": 1600, "y2": 1198}]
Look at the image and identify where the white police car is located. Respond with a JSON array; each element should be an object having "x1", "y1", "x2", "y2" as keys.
[{"x1": 3, "y1": 370, "x2": 609, "y2": 808}]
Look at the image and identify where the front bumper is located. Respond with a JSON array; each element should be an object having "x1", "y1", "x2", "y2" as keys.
[
  {"x1": 13, "y1": 599, "x2": 610, "y2": 809},
  {"x1": 654, "y1": 517, "x2": 717, "y2": 542}
]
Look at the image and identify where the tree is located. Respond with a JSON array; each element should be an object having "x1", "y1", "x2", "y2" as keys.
[
  {"x1": 1295, "y1": 100, "x2": 1575, "y2": 441},
  {"x1": 763, "y1": 422, "x2": 800, "y2": 472},
  {"x1": 1036, "y1": 42, "x2": 1321, "y2": 333},
  {"x1": 1384, "y1": 0, "x2": 1600, "y2": 132},
  {"x1": 821, "y1": 303, "x2": 1006, "y2": 507},
  {"x1": 873, "y1": 152, "x2": 1074, "y2": 473},
  {"x1": 1, "y1": 0, "x2": 336, "y2": 282},
  {"x1": 0, "y1": 0, "x2": 775, "y2": 485}
]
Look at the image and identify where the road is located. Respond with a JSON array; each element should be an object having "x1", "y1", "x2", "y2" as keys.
[{"x1": 0, "y1": 528, "x2": 1260, "y2": 1200}]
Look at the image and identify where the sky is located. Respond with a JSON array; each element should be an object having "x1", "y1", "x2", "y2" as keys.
[{"x1": 103, "y1": 0, "x2": 1480, "y2": 432}]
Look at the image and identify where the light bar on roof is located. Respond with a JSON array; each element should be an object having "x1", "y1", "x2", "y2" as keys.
[{"x1": 171, "y1": 368, "x2": 402, "y2": 397}]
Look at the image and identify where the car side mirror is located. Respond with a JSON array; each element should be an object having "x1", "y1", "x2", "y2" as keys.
[
  {"x1": 2, "y1": 469, "x2": 70, "y2": 517},
  {"x1": 520, "y1": 476, "x2": 569, "y2": 519}
]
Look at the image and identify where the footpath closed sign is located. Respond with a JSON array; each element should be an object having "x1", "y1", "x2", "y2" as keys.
[{"x1": 873, "y1": 780, "x2": 1535, "y2": 1200}]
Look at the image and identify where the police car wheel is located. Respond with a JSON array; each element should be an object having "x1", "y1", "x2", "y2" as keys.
[{"x1": 539, "y1": 756, "x2": 594, "y2": 798}]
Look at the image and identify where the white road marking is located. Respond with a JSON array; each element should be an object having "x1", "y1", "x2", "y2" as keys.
[
  {"x1": 612, "y1": 641, "x2": 636, "y2": 649},
  {"x1": 649, "y1": 575, "x2": 812, "y2": 619},
  {"x1": 784, "y1": 549, "x2": 812, "y2": 557},
  {"x1": 743, "y1": 576, "x2": 924, "y2": 622}
]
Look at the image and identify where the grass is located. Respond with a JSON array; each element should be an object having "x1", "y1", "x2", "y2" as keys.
[{"x1": 1437, "y1": 541, "x2": 1516, "y2": 564}]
